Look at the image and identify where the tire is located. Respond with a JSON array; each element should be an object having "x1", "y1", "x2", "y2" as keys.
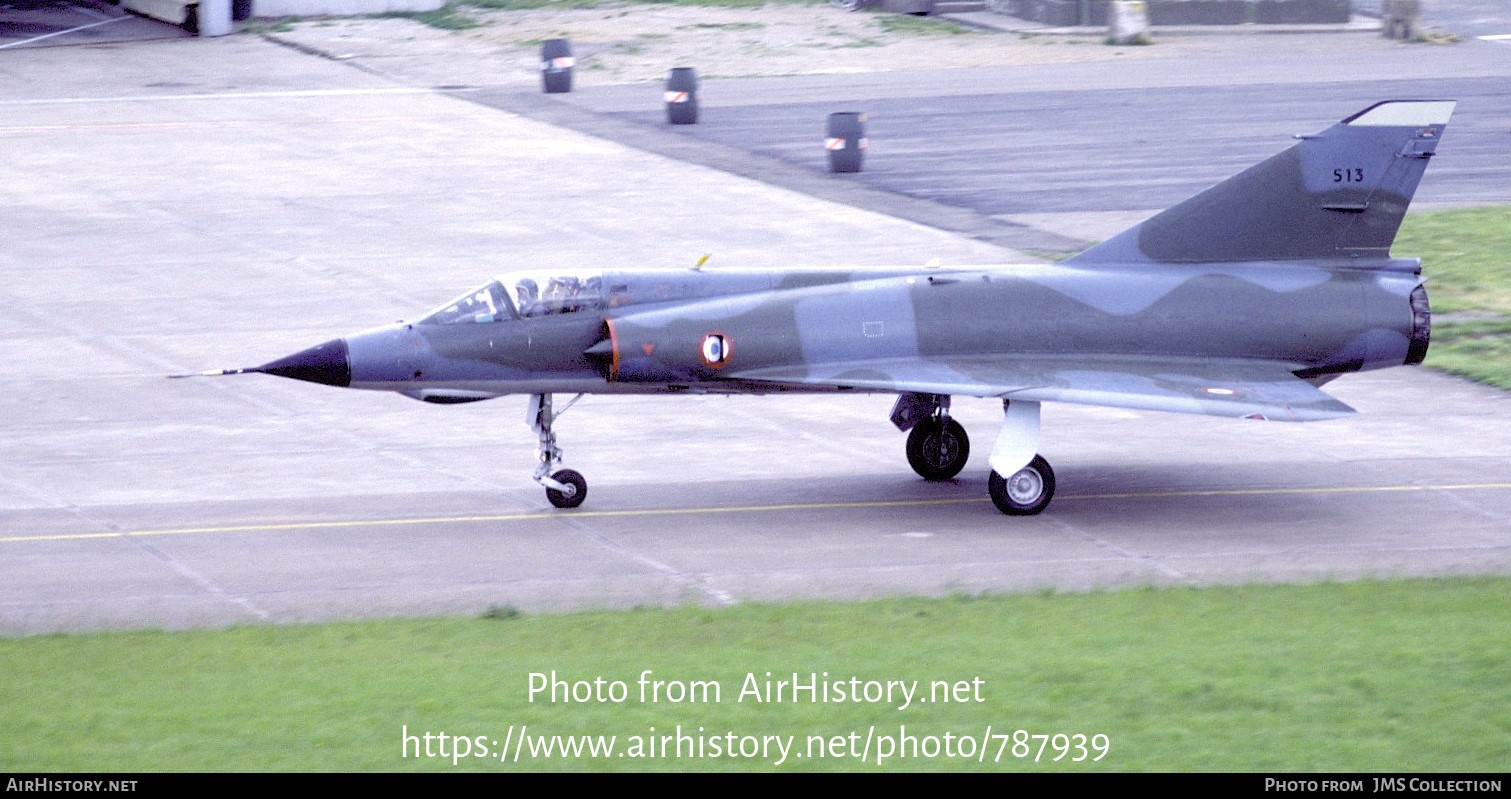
[
  {"x1": 988, "y1": 455, "x2": 1055, "y2": 516},
  {"x1": 545, "y1": 469, "x2": 587, "y2": 509},
  {"x1": 906, "y1": 417, "x2": 969, "y2": 481}
]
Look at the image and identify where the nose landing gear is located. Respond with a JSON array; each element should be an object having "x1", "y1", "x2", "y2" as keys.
[{"x1": 529, "y1": 393, "x2": 587, "y2": 509}]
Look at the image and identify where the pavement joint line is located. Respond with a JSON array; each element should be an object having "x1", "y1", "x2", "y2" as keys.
[
  {"x1": 0, "y1": 15, "x2": 129, "y2": 51},
  {"x1": 5, "y1": 482, "x2": 1509, "y2": 545},
  {"x1": 133, "y1": 539, "x2": 272, "y2": 622},
  {"x1": 0, "y1": 117, "x2": 437, "y2": 134},
  {"x1": 0, "y1": 465, "x2": 275, "y2": 618},
  {"x1": 0, "y1": 87, "x2": 466, "y2": 106},
  {"x1": 1046, "y1": 514, "x2": 1188, "y2": 581},
  {"x1": 554, "y1": 514, "x2": 738, "y2": 608}
]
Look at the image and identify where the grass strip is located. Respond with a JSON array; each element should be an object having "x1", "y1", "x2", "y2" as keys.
[
  {"x1": 1397, "y1": 206, "x2": 1511, "y2": 389},
  {"x1": 3, "y1": 578, "x2": 1507, "y2": 771}
]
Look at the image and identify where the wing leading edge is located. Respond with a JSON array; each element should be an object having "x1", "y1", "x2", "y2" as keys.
[{"x1": 732, "y1": 356, "x2": 1355, "y2": 422}]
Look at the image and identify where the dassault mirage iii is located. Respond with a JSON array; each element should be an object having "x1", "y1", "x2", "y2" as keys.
[{"x1": 180, "y1": 100, "x2": 1454, "y2": 515}]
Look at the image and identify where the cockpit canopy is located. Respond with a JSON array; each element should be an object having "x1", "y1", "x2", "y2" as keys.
[{"x1": 421, "y1": 270, "x2": 604, "y2": 325}]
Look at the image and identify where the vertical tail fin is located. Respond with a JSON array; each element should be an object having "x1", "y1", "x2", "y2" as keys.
[{"x1": 1065, "y1": 100, "x2": 1456, "y2": 266}]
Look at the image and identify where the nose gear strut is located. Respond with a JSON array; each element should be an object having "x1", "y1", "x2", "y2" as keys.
[{"x1": 529, "y1": 393, "x2": 587, "y2": 508}]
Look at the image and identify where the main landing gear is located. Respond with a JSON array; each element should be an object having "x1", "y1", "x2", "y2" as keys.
[
  {"x1": 892, "y1": 393, "x2": 1056, "y2": 515},
  {"x1": 903, "y1": 397, "x2": 970, "y2": 481},
  {"x1": 528, "y1": 391, "x2": 1055, "y2": 514},
  {"x1": 988, "y1": 454, "x2": 1055, "y2": 516},
  {"x1": 529, "y1": 393, "x2": 587, "y2": 509},
  {"x1": 984, "y1": 398, "x2": 1054, "y2": 515}
]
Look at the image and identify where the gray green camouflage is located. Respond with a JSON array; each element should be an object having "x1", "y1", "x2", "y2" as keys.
[{"x1": 185, "y1": 100, "x2": 1455, "y2": 515}]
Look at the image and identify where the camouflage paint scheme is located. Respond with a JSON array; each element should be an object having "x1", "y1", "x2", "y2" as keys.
[{"x1": 205, "y1": 101, "x2": 1454, "y2": 514}]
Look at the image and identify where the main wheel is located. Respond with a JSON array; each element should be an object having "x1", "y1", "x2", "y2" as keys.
[
  {"x1": 906, "y1": 417, "x2": 970, "y2": 481},
  {"x1": 545, "y1": 469, "x2": 587, "y2": 509},
  {"x1": 988, "y1": 455, "x2": 1055, "y2": 515}
]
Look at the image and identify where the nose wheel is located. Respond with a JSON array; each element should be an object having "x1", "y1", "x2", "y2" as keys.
[
  {"x1": 544, "y1": 468, "x2": 587, "y2": 509},
  {"x1": 529, "y1": 393, "x2": 588, "y2": 509}
]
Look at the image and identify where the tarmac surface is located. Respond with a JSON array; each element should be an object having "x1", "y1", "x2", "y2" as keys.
[
  {"x1": 0, "y1": 0, "x2": 188, "y2": 49},
  {"x1": 497, "y1": 66, "x2": 1511, "y2": 252},
  {"x1": 2, "y1": 21, "x2": 1509, "y2": 635}
]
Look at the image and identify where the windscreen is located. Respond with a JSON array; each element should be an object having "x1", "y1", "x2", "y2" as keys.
[{"x1": 420, "y1": 281, "x2": 514, "y2": 325}]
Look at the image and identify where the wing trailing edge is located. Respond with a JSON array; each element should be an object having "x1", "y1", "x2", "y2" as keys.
[{"x1": 732, "y1": 356, "x2": 1357, "y2": 422}]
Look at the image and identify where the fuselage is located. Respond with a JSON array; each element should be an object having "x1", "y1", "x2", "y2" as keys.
[
  {"x1": 311, "y1": 262, "x2": 1428, "y2": 403},
  {"x1": 227, "y1": 100, "x2": 1454, "y2": 515}
]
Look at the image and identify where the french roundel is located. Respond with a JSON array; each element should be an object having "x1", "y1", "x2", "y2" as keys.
[{"x1": 700, "y1": 333, "x2": 732, "y2": 368}]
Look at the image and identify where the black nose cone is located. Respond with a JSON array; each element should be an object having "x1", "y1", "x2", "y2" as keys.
[{"x1": 255, "y1": 338, "x2": 351, "y2": 387}]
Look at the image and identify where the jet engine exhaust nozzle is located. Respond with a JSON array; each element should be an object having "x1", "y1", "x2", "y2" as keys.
[{"x1": 1406, "y1": 284, "x2": 1431, "y2": 366}]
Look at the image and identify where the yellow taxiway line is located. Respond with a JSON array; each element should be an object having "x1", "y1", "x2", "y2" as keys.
[{"x1": 4, "y1": 482, "x2": 1509, "y2": 545}]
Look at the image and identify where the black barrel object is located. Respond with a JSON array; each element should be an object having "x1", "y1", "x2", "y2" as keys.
[
  {"x1": 664, "y1": 67, "x2": 698, "y2": 125},
  {"x1": 825, "y1": 112, "x2": 866, "y2": 173},
  {"x1": 541, "y1": 39, "x2": 574, "y2": 94}
]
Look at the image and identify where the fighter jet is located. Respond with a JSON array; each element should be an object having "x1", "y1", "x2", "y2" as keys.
[{"x1": 179, "y1": 100, "x2": 1454, "y2": 515}]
